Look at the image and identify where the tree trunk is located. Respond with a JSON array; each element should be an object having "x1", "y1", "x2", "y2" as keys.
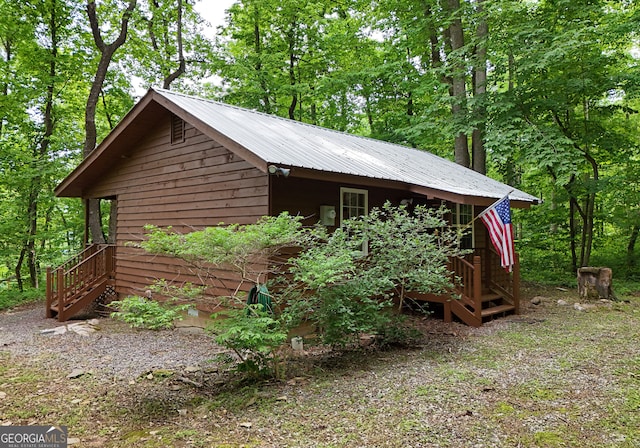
[
  {"x1": 445, "y1": 0, "x2": 470, "y2": 167},
  {"x1": 628, "y1": 224, "x2": 639, "y2": 267},
  {"x1": 15, "y1": 248, "x2": 25, "y2": 292},
  {"x1": 84, "y1": 0, "x2": 136, "y2": 244},
  {"x1": 21, "y1": 0, "x2": 60, "y2": 288},
  {"x1": 162, "y1": 0, "x2": 186, "y2": 89},
  {"x1": 471, "y1": 0, "x2": 487, "y2": 174},
  {"x1": 569, "y1": 194, "x2": 578, "y2": 272},
  {"x1": 287, "y1": 21, "x2": 298, "y2": 120},
  {"x1": 107, "y1": 199, "x2": 118, "y2": 244},
  {"x1": 252, "y1": 5, "x2": 271, "y2": 113},
  {"x1": 88, "y1": 199, "x2": 106, "y2": 244}
]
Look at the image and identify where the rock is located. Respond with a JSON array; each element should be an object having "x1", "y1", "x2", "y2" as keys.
[
  {"x1": 359, "y1": 334, "x2": 376, "y2": 347},
  {"x1": 531, "y1": 296, "x2": 544, "y2": 305},
  {"x1": 557, "y1": 299, "x2": 569, "y2": 306},
  {"x1": 574, "y1": 303, "x2": 596, "y2": 312},
  {"x1": 67, "y1": 438, "x2": 81, "y2": 445},
  {"x1": 184, "y1": 366, "x2": 201, "y2": 373},
  {"x1": 40, "y1": 320, "x2": 99, "y2": 337},
  {"x1": 0, "y1": 391, "x2": 6, "y2": 399},
  {"x1": 67, "y1": 369, "x2": 88, "y2": 379},
  {"x1": 239, "y1": 422, "x2": 252, "y2": 429}
]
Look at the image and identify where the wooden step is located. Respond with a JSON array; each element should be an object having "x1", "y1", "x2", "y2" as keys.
[
  {"x1": 481, "y1": 304, "x2": 515, "y2": 318},
  {"x1": 481, "y1": 293, "x2": 502, "y2": 303}
]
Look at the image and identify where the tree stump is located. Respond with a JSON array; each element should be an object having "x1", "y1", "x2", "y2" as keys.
[{"x1": 577, "y1": 267, "x2": 614, "y2": 300}]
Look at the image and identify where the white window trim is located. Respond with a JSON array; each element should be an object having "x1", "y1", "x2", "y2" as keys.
[
  {"x1": 339, "y1": 187, "x2": 368, "y2": 224},
  {"x1": 340, "y1": 187, "x2": 369, "y2": 254},
  {"x1": 452, "y1": 203, "x2": 475, "y2": 249}
]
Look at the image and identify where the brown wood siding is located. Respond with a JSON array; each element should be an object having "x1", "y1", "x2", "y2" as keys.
[
  {"x1": 84, "y1": 114, "x2": 269, "y2": 303},
  {"x1": 270, "y1": 176, "x2": 420, "y2": 228}
]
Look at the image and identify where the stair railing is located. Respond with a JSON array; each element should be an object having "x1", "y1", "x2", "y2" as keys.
[
  {"x1": 450, "y1": 255, "x2": 483, "y2": 321},
  {"x1": 46, "y1": 244, "x2": 115, "y2": 318},
  {"x1": 484, "y1": 247, "x2": 520, "y2": 314}
]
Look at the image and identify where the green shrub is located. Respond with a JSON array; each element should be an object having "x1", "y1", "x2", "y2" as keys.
[
  {"x1": 0, "y1": 286, "x2": 44, "y2": 311},
  {"x1": 207, "y1": 304, "x2": 288, "y2": 378},
  {"x1": 134, "y1": 205, "x2": 461, "y2": 377},
  {"x1": 110, "y1": 296, "x2": 188, "y2": 330}
]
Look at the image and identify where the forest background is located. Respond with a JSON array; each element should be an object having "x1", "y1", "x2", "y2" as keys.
[{"x1": 0, "y1": 0, "x2": 639, "y2": 303}]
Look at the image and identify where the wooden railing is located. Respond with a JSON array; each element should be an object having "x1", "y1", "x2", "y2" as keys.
[
  {"x1": 412, "y1": 249, "x2": 520, "y2": 327},
  {"x1": 46, "y1": 244, "x2": 115, "y2": 319},
  {"x1": 450, "y1": 255, "x2": 483, "y2": 323},
  {"x1": 445, "y1": 249, "x2": 520, "y2": 326},
  {"x1": 484, "y1": 247, "x2": 520, "y2": 314}
]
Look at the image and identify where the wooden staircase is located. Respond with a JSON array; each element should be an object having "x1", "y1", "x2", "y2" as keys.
[
  {"x1": 46, "y1": 244, "x2": 116, "y2": 322},
  {"x1": 413, "y1": 249, "x2": 520, "y2": 327}
]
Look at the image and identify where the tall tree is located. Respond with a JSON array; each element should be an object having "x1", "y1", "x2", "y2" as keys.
[
  {"x1": 125, "y1": 0, "x2": 211, "y2": 91},
  {"x1": 471, "y1": 0, "x2": 487, "y2": 174},
  {"x1": 487, "y1": 0, "x2": 639, "y2": 270},
  {"x1": 444, "y1": 0, "x2": 471, "y2": 167},
  {"x1": 84, "y1": 0, "x2": 137, "y2": 244}
]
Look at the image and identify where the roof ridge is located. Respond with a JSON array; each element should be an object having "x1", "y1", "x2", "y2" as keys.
[{"x1": 151, "y1": 87, "x2": 438, "y2": 158}]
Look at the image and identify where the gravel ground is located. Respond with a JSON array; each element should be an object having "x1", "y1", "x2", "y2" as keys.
[
  {"x1": 0, "y1": 304, "x2": 225, "y2": 380},
  {"x1": 1, "y1": 289, "x2": 639, "y2": 447}
]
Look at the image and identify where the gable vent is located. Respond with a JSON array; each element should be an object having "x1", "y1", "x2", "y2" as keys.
[{"x1": 171, "y1": 114, "x2": 185, "y2": 144}]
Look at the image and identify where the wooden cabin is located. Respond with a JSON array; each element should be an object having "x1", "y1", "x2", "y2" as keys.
[{"x1": 47, "y1": 88, "x2": 539, "y2": 326}]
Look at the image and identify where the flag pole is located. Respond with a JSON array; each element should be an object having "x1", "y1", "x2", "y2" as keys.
[{"x1": 457, "y1": 190, "x2": 514, "y2": 234}]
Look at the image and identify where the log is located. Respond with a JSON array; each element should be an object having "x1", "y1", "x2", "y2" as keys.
[{"x1": 577, "y1": 267, "x2": 615, "y2": 300}]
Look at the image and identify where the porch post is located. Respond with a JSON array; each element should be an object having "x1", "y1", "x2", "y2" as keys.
[
  {"x1": 56, "y1": 267, "x2": 64, "y2": 322},
  {"x1": 473, "y1": 255, "x2": 482, "y2": 321},
  {"x1": 513, "y1": 252, "x2": 520, "y2": 314},
  {"x1": 84, "y1": 198, "x2": 90, "y2": 247},
  {"x1": 45, "y1": 267, "x2": 52, "y2": 318}
]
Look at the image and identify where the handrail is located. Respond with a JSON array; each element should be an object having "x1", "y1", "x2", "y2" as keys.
[
  {"x1": 46, "y1": 244, "x2": 115, "y2": 318},
  {"x1": 485, "y1": 247, "x2": 519, "y2": 309},
  {"x1": 56, "y1": 245, "x2": 99, "y2": 275},
  {"x1": 450, "y1": 249, "x2": 519, "y2": 322},
  {"x1": 450, "y1": 255, "x2": 482, "y2": 320}
]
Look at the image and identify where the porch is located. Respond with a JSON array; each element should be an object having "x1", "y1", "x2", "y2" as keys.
[{"x1": 412, "y1": 247, "x2": 520, "y2": 327}]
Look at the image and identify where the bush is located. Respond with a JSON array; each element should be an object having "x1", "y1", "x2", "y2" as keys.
[
  {"x1": 286, "y1": 202, "x2": 462, "y2": 347},
  {"x1": 110, "y1": 296, "x2": 188, "y2": 330},
  {"x1": 133, "y1": 204, "x2": 462, "y2": 377},
  {"x1": 0, "y1": 286, "x2": 44, "y2": 311},
  {"x1": 208, "y1": 304, "x2": 288, "y2": 378}
]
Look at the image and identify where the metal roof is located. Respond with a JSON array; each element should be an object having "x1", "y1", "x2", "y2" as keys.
[{"x1": 154, "y1": 89, "x2": 538, "y2": 204}]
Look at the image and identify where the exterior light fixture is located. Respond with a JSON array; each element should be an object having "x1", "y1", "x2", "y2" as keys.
[{"x1": 267, "y1": 165, "x2": 290, "y2": 177}]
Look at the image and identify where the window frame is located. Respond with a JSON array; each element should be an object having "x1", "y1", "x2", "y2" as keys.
[
  {"x1": 452, "y1": 203, "x2": 475, "y2": 249},
  {"x1": 340, "y1": 187, "x2": 369, "y2": 254},
  {"x1": 340, "y1": 187, "x2": 368, "y2": 223}
]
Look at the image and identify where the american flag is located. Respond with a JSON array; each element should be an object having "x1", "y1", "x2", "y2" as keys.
[{"x1": 479, "y1": 196, "x2": 515, "y2": 272}]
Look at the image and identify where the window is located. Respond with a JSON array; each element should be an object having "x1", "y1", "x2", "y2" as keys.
[
  {"x1": 171, "y1": 114, "x2": 185, "y2": 144},
  {"x1": 452, "y1": 203, "x2": 475, "y2": 249},
  {"x1": 340, "y1": 187, "x2": 368, "y2": 222},
  {"x1": 340, "y1": 187, "x2": 368, "y2": 253}
]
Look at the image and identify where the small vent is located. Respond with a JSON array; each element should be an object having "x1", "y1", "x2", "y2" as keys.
[{"x1": 171, "y1": 114, "x2": 185, "y2": 144}]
